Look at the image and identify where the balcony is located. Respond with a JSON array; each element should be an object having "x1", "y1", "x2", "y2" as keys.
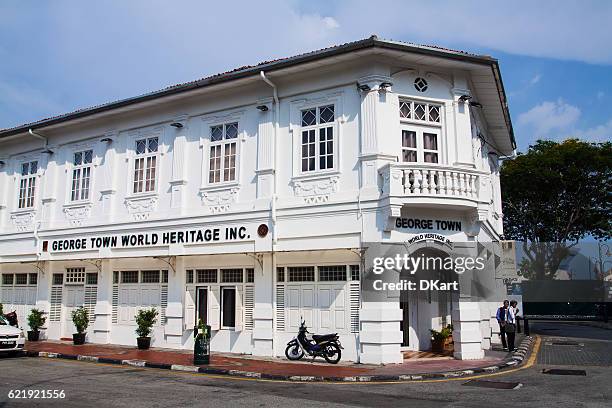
[{"x1": 379, "y1": 163, "x2": 491, "y2": 228}]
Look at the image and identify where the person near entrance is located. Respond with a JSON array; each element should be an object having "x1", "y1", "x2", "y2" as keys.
[
  {"x1": 496, "y1": 299, "x2": 509, "y2": 351},
  {"x1": 505, "y1": 300, "x2": 519, "y2": 352}
]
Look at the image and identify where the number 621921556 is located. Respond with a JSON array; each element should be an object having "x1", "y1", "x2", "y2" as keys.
[{"x1": 8, "y1": 389, "x2": 65, "y2": 399}]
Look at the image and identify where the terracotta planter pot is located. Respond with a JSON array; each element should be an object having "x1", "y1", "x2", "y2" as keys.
[
  {"x1": 73, "y1": 333, "x2": 86, "y2": 345},
  {"x1": 137, "y1": 337, "x2": 151, "y2": 350},
  {"x1": 431, "y1": 338, "x2": 445, "y2": 353},
  {"x1": 27, "y1": 330, "x2": 40, "y2": 341}
]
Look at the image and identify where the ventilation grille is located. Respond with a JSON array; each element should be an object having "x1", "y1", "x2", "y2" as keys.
[
  {"x1": 84, "y1": 286, "x2": 97, "y2": 323},
  {"x1": 276, "y1": 284, "x2": 285, "y2": 331},
  {"x1": 244, "y1": 285, "x2": 254, "y2": 331},
  {"x1": 350, "y1": 282, "x2": 360, "y2": 333},
  {"x1": 160, "y1": 285, "x2": 168, "y2": 325},
  {"x1": 111, "y1": 285, "x2": 118, "y2": 324},
  {"x1": 49, "y1": 287, "x2": 62, "y2": 322}
]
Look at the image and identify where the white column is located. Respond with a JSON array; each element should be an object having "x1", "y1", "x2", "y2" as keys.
[
  {"x1": 169, "y1": 115, "x2": 189, "y2": 212},
  {"x1": 252, "y1": 253, "x2": 274, "y2": 356},
  {"x1": 255, "y1": 98, "x2": 275, "y2": 199},
  {"x1": 452, "y1": 301, "x2": 485, "y2": 359},
  {"x1": 92, "y1": 258, "x2": 114, "y2": 344},
  {"x1": 41, "y1": 151, "x2": 58, "y2": 228},
  {"x1": 358, "y1": 301, "x2": 403, "y2": 364},
  {"x1": 165, "y1": 255, "x2": 185, "y2": 346},
  {"x1": 100, "y1": 131, "x2": 118, "y2": 218}
]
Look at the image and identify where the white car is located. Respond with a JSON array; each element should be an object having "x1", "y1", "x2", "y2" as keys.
[{"x1": 0, "y1": 315, "x2": 25, "y2": 354}]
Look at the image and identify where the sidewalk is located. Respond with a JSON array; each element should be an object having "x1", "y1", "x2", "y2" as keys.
[{"x1": 23, "y1": 337, "x2": 534, "y2": 382}]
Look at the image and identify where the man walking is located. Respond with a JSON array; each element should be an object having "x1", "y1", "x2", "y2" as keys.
[
  {"x1": 496, "y1": 300, "x2": 509, "y2": 351},
  {"x1": 506, "y1": 300, "x2": 519, "y2": 351}
]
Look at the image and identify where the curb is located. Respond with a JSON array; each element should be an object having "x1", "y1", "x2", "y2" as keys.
[{"x1": 24, "y1": 336, "x2": 536, "y2": 383}]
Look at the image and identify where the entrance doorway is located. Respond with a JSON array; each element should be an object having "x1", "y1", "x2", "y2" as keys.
[
  {"x1": 400, "y1": 288, "x2": 419, "y2": 349},
  {"x1": 63, "y1": 285, "x2": 84, "y2": 338},
  {"x1": 197, "y1": 287, "x2": 208, "y2": 325}
]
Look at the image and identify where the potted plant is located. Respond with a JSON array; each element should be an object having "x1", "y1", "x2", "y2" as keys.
[
  {"x1": 71, "y1": 306, "x2": 89, "y2": 345},
  {"x1": 430, "y1": 324, "x2": 453, "y2": 353},
  {"x1": 27, "y1": 309, "x2": 46, "y2": 341},
  {"x1": 135, "y1": 308, "x2": 158, "y2": 350}
]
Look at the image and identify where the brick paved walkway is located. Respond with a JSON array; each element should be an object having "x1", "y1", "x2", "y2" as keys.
[{"x1": 25, "y1": 341, "x2": 508, "y2": 377}]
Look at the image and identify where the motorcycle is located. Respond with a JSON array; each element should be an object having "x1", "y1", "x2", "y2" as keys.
[
  {"x1": 285, "y1": 319, "x2": 343, "y2": 364},
  {"x1": 3, "y1": 311, "x2": 18, "y2": 327}
]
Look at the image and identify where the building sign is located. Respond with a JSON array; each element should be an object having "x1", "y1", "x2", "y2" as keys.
[
  {"x1": 46, "y1": 225, "x2": 251, "y2": 253},
  {"x1": 395, "y1": 218, "x2": 462, "y2": 232},
  {"x1": 406, "y1": 233, "x2": 453, "y2": 249}
]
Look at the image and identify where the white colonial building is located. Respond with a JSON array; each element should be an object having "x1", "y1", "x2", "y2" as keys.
[{"x1": 0, "y1": 36, "x2": 515, "y2": 363}]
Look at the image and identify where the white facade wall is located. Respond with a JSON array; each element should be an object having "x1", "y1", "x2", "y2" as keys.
[{"x1": 0, "y1": 49, "x2": 511, "y2": 363}]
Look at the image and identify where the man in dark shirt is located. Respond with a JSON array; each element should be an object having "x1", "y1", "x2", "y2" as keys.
[{"x1": 496, "y1": 300, "x2": 509, "y2": 351}]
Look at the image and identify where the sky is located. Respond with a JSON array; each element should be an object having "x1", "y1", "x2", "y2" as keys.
[{"x1": 0, "y1": 0, "x2": 611, "y2": 152}]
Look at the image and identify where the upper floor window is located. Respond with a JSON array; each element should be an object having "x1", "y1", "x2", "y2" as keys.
[
  {"x1": 208, "y1": 123, "x2": 237, "y2": 184},
  {"x1": 300, "y1": 105, "x2": 335, "y2": 172},
  {"x1": 401, "y1": 128, "x2": 439, "y2": 164},
  {"x1": 399, "y1": 100, "x2": 441, "y2": 124},
  {"x1": 71, "y1": 150, "x2": 93, "y2": 201},
  {"x1": 133, "y1": 137, "x2": 158, "y2": 193},
  {"x1": 18, "y1": 161, "x2": 37, "y2": 209}
]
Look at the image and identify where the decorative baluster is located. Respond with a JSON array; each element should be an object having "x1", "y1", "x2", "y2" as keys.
[
  {"x1": 403, "y1": 169, "x2": 410, "y2": 194},
  {"x1": 421, "y1": 169, "x2": 429, "y2": 194},
  {"x1": 461, "y1": 173, "x2": 468, "y2": 196},
  {"x1": 414, "y1": 170, "x2": 422, "y2": 194},
  {"x1": 473, "y1": 174, "x2": 479, "y2": 198},
  {"x1": 430, "y1": 170, "x2": 438, "y2": 194}
]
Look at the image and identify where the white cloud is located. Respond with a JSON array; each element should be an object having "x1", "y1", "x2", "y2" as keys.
[
  {"x1": 518, "y1": 99, "x2": 581, "y2": 138},
  {"x1": 579, "y1": 119, "x2": 612, "y2": 142},
  {"x1": 529, "y1": 74, "x2": 542, "y2": 85},
  {"x1": 322, "y1": 17, "x2": 340, "y2": 30}
]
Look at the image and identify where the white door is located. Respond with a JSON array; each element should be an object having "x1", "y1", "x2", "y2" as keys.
[{"x1": 63, "y1": 286, "x2": 85, "y2": 337}]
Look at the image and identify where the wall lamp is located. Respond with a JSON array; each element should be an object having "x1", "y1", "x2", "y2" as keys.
[
  {"x1": 100, "y1": 137, "x2": 113, "y2": 143},
  {"x1": 357, "y1": 83, "x2": 371, "y2": 92},
  {"x1": 256, "y1": 105, "x2": 269, "y2": 112},
  {"x1": 470, "y1": 101, "x2": 483, "y2": 108},
  {"x1": 379, "y1": 81, "x2": 393, "y2": 90},
  {"x1": 458, "y1": 94, "x2": 472, "y2": 102},
  {"x1": 0, "y1": 160, "x2": 5, "y2": 167},
  {"x1": 170, "y1": 122, "x2": 184, "y2": 128},
  {"x1": 42, "y1": 148, "x2": 54, "y2": 155}
]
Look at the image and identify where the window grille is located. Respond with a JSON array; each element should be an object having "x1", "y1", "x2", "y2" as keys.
[
  {"x1": 29, "y1": 273, "x2": 38, "y2": 285},
  {"x1": 65, "y1": 268, "x2": 86, "y2": 284},
  {"x1": 162, "y1": 270, "x2": 168, "y2": 284},
  {"x1": 121, "y1": 271, "x2": 139, "y2": 284},
  {"x1": 350, "y1": 265, "x2": 360, "y2": 281},
  {"x1": 300, "y1": 105, "x2": 335, "y2": 172},
  {"x1": 141, "y1": 270, "x2": 160, "y2": 283},
  {"x1": 2, "y1": 274, "x2": 14, "y2": 285},
  {"x1": 113, "y1": 271, "x2": 119, "y2": 284},
  {"x1": 15, "y1": 274, "x2": 27, "y2": 285},
  {"x1": 196, "y1": 269, "x2": 217, "y2": 283},
  {"x1": 287, "y1": 266, "x2": 315, "y2": 282},
  {"x1": 221, "y1": 269, "x2": 243, "y2": 283},
  {"x1": 52, "y1": 274, "x2": 63, "y2": 286},
  {"x1": 246, "y1": 268, "x2": 255, "y2": 283},
  {"x1": 318, "y1": 265, "x2": 347, "y2": 281},
  {"x1": 399, "y1": 100, "x2": 441, "y2": 124},
  {"x1": 276, "y1": 267, "x2": 285, "y2": 282},
  {"x1": 86, "y1": 273, "x2": 98, "y2": 285},
  {"x1": 186, "y1": 269, "x2": 194, "y2": 284}
]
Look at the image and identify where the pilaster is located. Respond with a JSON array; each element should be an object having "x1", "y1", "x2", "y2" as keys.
[
  {"x1": 256, "y1": 98, "x2": 275, "y2": 199},
  {"x1": 252, "y1": 253, "x2": 274, "y2": 356}
]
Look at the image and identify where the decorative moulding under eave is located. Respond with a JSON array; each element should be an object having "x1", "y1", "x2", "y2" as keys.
[
  {"x1": 62, "y1": 202, "x2": 93, "y2": 227},
  {"x1": 291, "y1": 174, "x2": 340, "y2": 204},
  {"x1": 10, "y1": 209, "x2": 36, "y2": 232},
  {"x1": 124, "y1": 194, "x2": 159, "y2": 221},
  {"x1": 199, "y1": 185, "x2": 240, "y2": 214}
]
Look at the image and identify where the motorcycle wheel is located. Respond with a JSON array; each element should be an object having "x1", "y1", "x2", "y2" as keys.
[
  {"x1": 285, "y1": 344, "x2": 304, "y2": 360},
  {"x1": 323, "y1": 343, "x2": 341, "y2": 364}
]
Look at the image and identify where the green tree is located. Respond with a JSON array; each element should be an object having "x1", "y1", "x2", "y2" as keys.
[{"x1": 501, "y1": 139, "x2": 612, "y2": 279}]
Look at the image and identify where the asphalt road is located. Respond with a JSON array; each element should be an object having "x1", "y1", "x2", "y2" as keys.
[{"x1": 0, "y1": 323, "x2": 610, "y2": 408}]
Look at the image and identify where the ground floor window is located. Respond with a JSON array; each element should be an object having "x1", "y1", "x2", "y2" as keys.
[
  {"x1": 221, "y1": 287, "x2": 236, "y2": 328},
  {"x1": 111, "y1": 270, "x2": 168, "y2": 325},
  {"x1": 0, "y1": 273, "x2": 38, "y2": 328}
]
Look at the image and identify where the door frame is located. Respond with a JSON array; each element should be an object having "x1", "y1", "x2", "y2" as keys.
[{"x1": 196, "y1": 286, "x2": 208, "y2": 326}]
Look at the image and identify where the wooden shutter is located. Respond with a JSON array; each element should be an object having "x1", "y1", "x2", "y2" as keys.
[
  {"x1": 184, "y1": 287, "x2": 195, "y2": 330},
  {"x1": 235, "y1": 286, "x2": 244, "y2": 331},
  {"x1": 209, "y1": 287, "x2": 220, "y2": 330}
]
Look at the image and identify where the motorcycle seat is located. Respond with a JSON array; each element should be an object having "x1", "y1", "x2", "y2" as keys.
[{"x1": 312, "y1": 333, "x2": 337, "y2": 342}]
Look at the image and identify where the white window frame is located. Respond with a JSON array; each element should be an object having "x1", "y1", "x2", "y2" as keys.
[
  {"x1": 400, "y1": 124, "x2": 442, "y2": 164},
  {"x1": 299, "y1": 105, "x2": 336, "y2": 174},
  {"x1": 113, "y1": 269, "x2": 168, "y2": 326},
  {"x1": 290, "y1": 91, "x2": 344, "y2": 180},
  {"x1": 17, "y1": 160, "x2": 38, "y2": 209},
  {"x1": 125, "y1": 127, "x2": 165, "y2": 198},
  {"x1": 207, "y1": 122, "x2": 239, "y2": 185},
  {"x1": 70, "y1": 149, "x2": 94, "y2": 202},
  {"x1": 399, "y1": 99, "x2": 443, "y2": 125}
]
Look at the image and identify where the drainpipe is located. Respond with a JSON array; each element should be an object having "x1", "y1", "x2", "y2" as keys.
[
  {"x1": 29, "y1": 129, "x2": 49, "y2": 150},
  {"x1": 259, "y1": 71, "x2": 279, "y2": 246}
]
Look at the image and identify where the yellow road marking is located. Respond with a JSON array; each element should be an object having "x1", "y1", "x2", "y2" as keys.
[{"x1": 36, "y1": 336, "x2": 542, "y2": 385}]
